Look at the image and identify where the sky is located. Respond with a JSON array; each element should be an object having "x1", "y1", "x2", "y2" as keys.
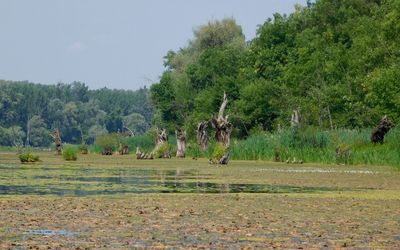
[{"x1": 0, "y1": 0, "x2": 308, "y2": 90}]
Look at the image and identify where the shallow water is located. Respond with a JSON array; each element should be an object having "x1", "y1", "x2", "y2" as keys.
[
  {"x1": 0, "y1": 163, "x2": 356, "y2": 196},
  {"x1": 24, "y1": 229, "x2": 76, "y2": 236}
]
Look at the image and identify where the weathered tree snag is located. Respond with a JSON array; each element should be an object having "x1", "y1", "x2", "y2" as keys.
[
  {"x1": 290, "y1": 108, "x2": 301, "y2": 128},
  {"x1": 175, "y1": 130, "x2": 186, "y2": 158},
  {"x1": 211, "y1": 92, "x2": 232, "y2": 147},
  {"x1": 197, "y1": 121, "x2": 209, "y2": 150},
  {"x1": 218, "y1": 152, "x2": 230, "y2": 164},
  {"x1": 136, "y1": 147, "x2": 153, "y2": 160},
  {"x1": 153, "y1": 128, "x2": 171, "y2": 158},
  {"x1": 156, "y1": 128, "x2": 168, "y2": 146},
  {"x1": 210, "y1": 92, "x2": 232, "y2": 165},
  {"x1": 50, "y1": 128, "x2": 63, "y2": 155},
  {"x1": 136, "y1": 147, "x2": 142, "y2": 159},
  {"x1": 118, "y1": 144, "x2": 129, "y2": 155},
  {"x1": 102, "y1": 147, "x2": 113, "y2": 155},
  {"x1": 371, "y1": 116, "x2": 394, "y2": 144}
]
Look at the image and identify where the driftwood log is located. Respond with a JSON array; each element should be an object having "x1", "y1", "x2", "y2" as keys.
[
  {"x1": 175, "y1": 130, "x2": 186, "y2": 158},
  {"x1": 371, "y1": 116, "x2": 394, "y2": 144},
  {"x1": 197, "y1": 121, "x2": 209, "y2": 150},
  {"x1": 50, "y1": 128, "x2": 63, "y2": 155},
  {"x1": 210, "y1": 92, "x2": 232, "y2": 165}
]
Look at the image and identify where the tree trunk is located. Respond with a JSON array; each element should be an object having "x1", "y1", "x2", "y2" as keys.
[
  {"x1": 176, "y1": 130, "x2": 186, "y2": 158},
  {"x1": 118, "y1": 144, "x2": 129, "y2": 155},
  {"x1": 290, "y1": 108, "x2": 301, "y2": 128},
  {"x1": 156, "y1": 128, "x2": 168, "y2": 146},
  {"x1": 196, "y1": 121, "x2": 209, "y2": 150},
  {"x1": 327, "y1": 106, "x2": 334, "y2": 130},
  {"x1": 153, "y1": 128, "x2": 171, "y2": 158},
  {"x1": 371, "y1": 116, "x2": 394, "y2": 144},
  {"x1": 25, "y1": 118, "x2": 30, "y2": 147},
  {"x1": 50, "y1": 128, "x2": 63, "y2": 155},
  {"x1": 211, "y1": 92, "x2": 232, "y2": 147},
  {"x1": 210, "y1": 92, "x2": 231, "y2": 165}
]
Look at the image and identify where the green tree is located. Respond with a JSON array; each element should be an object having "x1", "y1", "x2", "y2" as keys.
[{"x1": 123, "y1": 113, "x2": 148, "y2": 135}]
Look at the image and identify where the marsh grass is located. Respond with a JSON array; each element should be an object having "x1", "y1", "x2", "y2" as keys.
[
  {"x1": 24, "y1": 127, "x2": 400, "y2": 168},
  {"x1": 121, "y1": 127, "x2": 400, "y2": 167},
  {"x1": 230, "y1": 127, "x2": 400, "y2": 167}
]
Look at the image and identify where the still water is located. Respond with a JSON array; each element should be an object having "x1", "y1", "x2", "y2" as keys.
[{"x1": 0, "y1": 164, "x2": 350, "y2": 196}]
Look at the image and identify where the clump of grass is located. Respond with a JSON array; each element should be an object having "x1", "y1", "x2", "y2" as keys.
[
  {"x1": 19, "y1": 152, "x2": 40, "y2": 163},
  {"x1": 63, "y1": 146, "x2": 78, "y2": 161}
]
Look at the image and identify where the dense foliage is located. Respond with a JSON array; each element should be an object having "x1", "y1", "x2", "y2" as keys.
[
  {"x1": 151, "y1": 0, "x2": 400, "y2": 137},
  {"x1": 0, "y1": 81, "x2": 152, "y2": 146}
]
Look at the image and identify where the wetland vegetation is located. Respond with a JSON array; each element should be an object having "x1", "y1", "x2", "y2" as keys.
[
  {"x1": 0, "y1": 152, "x2": 399, "y2": 248},
  {"x1": 1, "y1": 0, "x2": 400, "y2": 248}
]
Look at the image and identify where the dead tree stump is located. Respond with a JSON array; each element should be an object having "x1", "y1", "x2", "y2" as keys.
[
  {"x1": 119, "y1": 144, "x2": 129, "y2": 155},
  {"x1": 371, "y1": 116, "x2": 394, "y2": 144},
  {"x1": 136, "y1": 147, "x2": 153, "y2": 160},
  {"x1": 211, "y1": 92, "x2": 232, "y2": 147},
  {"x1": 50, "y1": 128, "x2": 63, "y2": 155},
  {"x1": 210, "y1": 92, "x2": 232, "y2": 165},
  {"x1": 197, "y1": 121, "x2": 209, "y2": 150},
  {"x1": 102, "y1": 148, "x2": 113, "y2": 155},
  {"x1": 153, "y1": 128, "x2": 171, "y2": 158},
  {"x1": 176, "y1": 130, "x2": 186, "y2": 158}
]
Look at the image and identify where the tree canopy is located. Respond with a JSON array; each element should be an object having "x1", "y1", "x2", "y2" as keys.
[{"x1": 150, "y1": 1, "x2": 400, "y2": 137}]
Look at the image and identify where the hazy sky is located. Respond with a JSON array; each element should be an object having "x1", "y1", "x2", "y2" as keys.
[{"x1": 0, "y1": 0, "x2": 307, "y2": 90}]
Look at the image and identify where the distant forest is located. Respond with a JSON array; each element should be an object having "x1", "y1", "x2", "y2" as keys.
[
  {"x1": 0, "y1": 81, "x2": 152, "y2": 146},
  {"x1": 1, "y1": 0, "x2": 399, "y2": 147}
]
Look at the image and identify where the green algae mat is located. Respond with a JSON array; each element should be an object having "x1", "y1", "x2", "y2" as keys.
[{"x1": 0, "y1": 152, "x2": 399, "y2": 249}]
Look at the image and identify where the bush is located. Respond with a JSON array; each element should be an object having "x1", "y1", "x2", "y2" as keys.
[
  {"x1": 63, "y1": 146, "x2": 78, "y2": 161},
  {"x1": 19, "y1": 152, "x2": 40, "y2": 163},
  {"x1": 212, "y1": 143, "x2": 226, "y2": 159},
  {"x1": 209, "y1": 143, "x2": 229, "y2": 164}
]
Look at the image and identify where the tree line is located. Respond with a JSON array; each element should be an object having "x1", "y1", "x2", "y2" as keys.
[
  {"x1": 0, "y1": 81, "x2": 153, "y2": 146},
  {"x1": 150, "y1": 0, "x2": 400, "y2": 138},
  {"x1": 1, "y1": 0, "x2": 399, "y2": 147}
]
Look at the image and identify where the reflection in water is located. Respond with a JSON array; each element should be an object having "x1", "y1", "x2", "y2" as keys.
[
  {"x1": 0, "y1": 182, "x2": 350, "y2": 196},
  {"x1": 0, "y1": 164, "x2": 355, "y2": 196}
]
